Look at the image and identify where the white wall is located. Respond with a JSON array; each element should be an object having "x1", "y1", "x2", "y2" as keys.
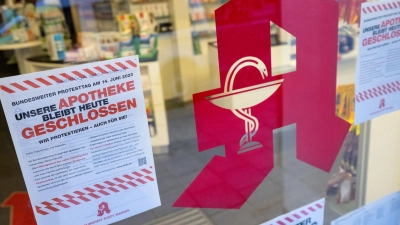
[
  {"x1": 157, "y1": 33, "x2": 180, "y2": 100},
  {"x1": 365, "y1": 110, "x2": 400, "y2": 203},
  {"x1": 170, "y1": 0, "x2": 194, "y2": 102}
]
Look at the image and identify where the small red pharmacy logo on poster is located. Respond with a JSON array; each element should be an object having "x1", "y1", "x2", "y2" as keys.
[
  {"x1": 97, "y1": 202, "x2": 111, "y2": 217},
  {"x1": 379, "y1": 99, "x2": 385, "y2": 109}
]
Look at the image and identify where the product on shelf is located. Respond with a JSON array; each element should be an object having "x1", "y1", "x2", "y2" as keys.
[
  {"x1": 1, "y1": 6, "x2": 21, "y2": 36},
  {"x1": 99, "y1": 32, "x2": 121, "y2": 59},
  {"x1": 336, "y1": 84, "x2": 356, "y2": 123},
  {"x1": 134, "y1": 11, "x2": 158, "y2": 60},
  {"x1": 68, "y1": 10, "x2": 159, "y2": 62},
  {"x1": 46, "y1": 33, "x2": 66, "y2": 61},
  {"x1": 69, "y1": 32, "x2": 100, "y2": 62},
  {"x1": 188, "y1": 0, "x2": 224, "y2": 54},
  {"x1": 338, "y1": 21, "x2": 358, "y2": 55},
  {"x1": 66, "y1": 31, "x2": 119, "y2": 62},
  {"x1": 117, "y1": 13, "x2": 138, "y2": 57},
  {"x1": 326, "y1": 85, "x2": 359, "y2": 205},
  {"x1": 37, "y1": 4, "x2": 69, "y2": 38},
  {"x1": 131, "y1": 1, "x2": 170, "y2": 18},
  {"x1": 190, "y1": 7, "x2": 206, "y2": 22},
  {"x1": 23, "y1": 3, "x2": 40, "y2": 39},
  {"x1": 145, "y1": 96, "x2": 156, "y2": 137},
  {"x1": 326, "y1": 129, "x2": 358, "y2": 204},
  {"x1": 192, "y1": 36, "x2": 201, "y2": 55},
  {"x1": 135, "y1": 11, "x2": 157, "y2": 38},
  {"x1": 337, "y1": 174, "x2": 356, "y2": 204},
  {"x1": 116, "y1": 11, "x2": 158, "y2": 60},
  {"x1": 339, "y1": 0, "x2": 366, "y2": 25},
  {"x1": 188, "y1": 0, "x2": 227, "y2": 21},
  {"x1": 92, "y1": 1, "x2": 117, "y2": 32},
  {"x1": 130, "y1": 0, "x2": 172, "y2": 33},
  {"x1": 0, "y1": 3, "x2": 41, "y2": 43}
]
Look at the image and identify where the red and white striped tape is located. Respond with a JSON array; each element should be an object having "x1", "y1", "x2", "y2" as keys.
[
  {"x1": 35, "y1": 166, "x2": 154, "y2": 216},
  {"x1": 0, "y1": 59, "x2": 137, "y2": 94},
  {"x1": 271, "y1": 203, "x2": 323, "y2": 225},
  {"x1": 362, "y1": 1, "x2": 400, "y2": 14},
  {"x1": 356, "y1": 80, "x2": 400, "y2": 102}
]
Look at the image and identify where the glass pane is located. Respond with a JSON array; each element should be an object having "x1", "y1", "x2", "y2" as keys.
[{"x1": 0, "y1": 0, "x2": 399, "y2": 224}]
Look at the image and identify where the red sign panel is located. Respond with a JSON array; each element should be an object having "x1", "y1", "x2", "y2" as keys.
[{"x1": 174, "y1": 0, "x2": 350, "y2": 208}]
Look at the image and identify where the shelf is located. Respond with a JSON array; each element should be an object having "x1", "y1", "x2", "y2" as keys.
[
  {"x1": 189, "y1": 1, "x2": 222, "y2": 8},
  {"x1": 190, "y1": 18, "x2": 215, "y2": 24},
  {"x1": 129, "y1": 0, "x2": 173, "y2": 29},
  {"x1": 338, "y1": 50, "x2": 358, "y2": 62},
  {"x1": 192, "y1": 30, "x2": 216, "y2": 38},
  {"x1": 131, "y1": 0, "x2": 169, "y2": 4},
  {"x1": 326, "y1": 196, "x2": 357, "y2": 216},
  {"x1": 155, "y1": 15, "x2": 172, "y2": 20},
  {"x1": 188, "y1": 0, "x2": 228, "y2": 7},
  {"x1": 0, "y1": 40, "x2": 41, "y2": 50}
]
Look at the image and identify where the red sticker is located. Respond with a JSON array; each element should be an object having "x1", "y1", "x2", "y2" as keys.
[{"x1": 174, "y1": 0, "x2": 350, "y2": 208}]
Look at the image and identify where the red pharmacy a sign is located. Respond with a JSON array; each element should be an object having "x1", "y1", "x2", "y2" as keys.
[
  {"x1": 1, "y1": 192, "x2": 37, "y2": 225},
  {"x1": 174, "y1": 0, "x2": 350, "y2": 208}
]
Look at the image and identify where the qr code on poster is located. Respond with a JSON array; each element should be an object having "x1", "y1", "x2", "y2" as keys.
[{"x1": 138, "y1": 157, "x2": 147, "y2": 166}]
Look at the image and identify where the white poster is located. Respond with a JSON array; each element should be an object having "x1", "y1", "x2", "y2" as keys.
[
  {"x1": 332, "y1": 191, "x2": 400, "y2": 225},
  {"x1": 355, "y1": 0, "x2": 400, "y2": 124},
  {"x1": 260, "y1": 198, "x2": 325, "y2": 225},
  {"x1": 0, "y1": 56, "x2": 161, "y2": 225}
]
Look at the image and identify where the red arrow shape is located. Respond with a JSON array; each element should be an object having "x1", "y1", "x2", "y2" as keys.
[{"x1": 1, "y1": 192, "x2": 37, "y2": 225}]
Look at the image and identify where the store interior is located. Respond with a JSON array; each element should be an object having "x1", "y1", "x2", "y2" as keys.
[{"x1": 1, "y1": 0, "x2": 397, "y2": 224}]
